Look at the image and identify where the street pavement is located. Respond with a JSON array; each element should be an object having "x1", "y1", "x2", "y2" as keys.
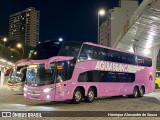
[{"x1": 0, "y1": 85, "x2": 160, "y2": 120}]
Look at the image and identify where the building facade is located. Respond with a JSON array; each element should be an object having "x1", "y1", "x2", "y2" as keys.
[
  {"x1": 99, "y1": 0, "x2": 138, "y2": 47},
  {"x1": 9, "y1": 7, "x2": 40, "y2": 47}
]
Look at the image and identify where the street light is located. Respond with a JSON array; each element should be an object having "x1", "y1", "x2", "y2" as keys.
[
  {"x1": 98, "y1": 9, "x2": 106, "y2": 44},
  {"x1": 16, "y1": 43, "x2": 24, "y2": 59},
  {"x1": 2, "y1": 37, "x2": 7, "y2": 46},
  {"x1": 59, "y1": 38, "x2": 63, "y2": 42}
]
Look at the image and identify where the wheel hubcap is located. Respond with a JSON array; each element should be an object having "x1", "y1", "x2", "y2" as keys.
[
  {"x1": 134, "y1": 90, "x2": 138, "y2": 97},
  {"x1": 140, "y1": 89, "x2": 144, "y2": 96},
  {"x1": 88, "y1": 91, "x2": 94, "y2": 100},
  {"x1": 75, "y1": 91, "x2": 81, "y2": 101}
]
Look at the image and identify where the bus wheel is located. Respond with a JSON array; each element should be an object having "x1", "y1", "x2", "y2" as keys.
[
  {"x1": 72, "y1": 88, "x2": 82, "y2": 104},
  {"x1": 139, "y1": 87, "x2": 145, "y2": 97},
  {"x1": 85, "y1": 88, "x2": 95, "y2": 103},
  {"x1": 155, "y1": 84, "x2": 159, "y2": 89},
  {"x1": 132, "y1": 87, "x2": 139, "y2": 98}
]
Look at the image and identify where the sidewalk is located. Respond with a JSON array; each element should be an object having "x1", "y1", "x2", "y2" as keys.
[{"x1": 145, "y1": 89, "x2": 160, "y2": 101}]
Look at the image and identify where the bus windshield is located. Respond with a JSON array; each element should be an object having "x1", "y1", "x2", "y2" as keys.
[
  {"x1": 30, "y1": 41, "x2": 82, "y2": 60},
  {"x1": 59, "y1": 42, "x2": 82, "y2": 58},
  {"x1": 26, "y1": 59, "x2": 76, "y2": 86},
  {"x1": 26, "y1": 64, "x2": 54, "y2": 86},
  {"x1": 30, "y1": 41, "x2": 62, "y2": 60},
  {"x1": 8, "y1": 71, "x2": 23, "y2": 83}
]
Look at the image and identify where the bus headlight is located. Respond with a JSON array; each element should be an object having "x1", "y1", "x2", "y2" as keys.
[
  {"x1": 43, "y1": 88, "x2": 52, "y2": 93},
  {"x1": 24, "y1": 87, "x2": 27, "y2": 92}
]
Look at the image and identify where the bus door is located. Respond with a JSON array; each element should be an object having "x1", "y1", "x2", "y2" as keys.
[{"x1": 54, "y1": 62, "x2": 68, "y2": 101}]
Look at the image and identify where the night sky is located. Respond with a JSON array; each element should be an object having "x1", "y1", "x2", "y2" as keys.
[{"x1": 0, "y1": 0, "x2": 137, "y2": 44}]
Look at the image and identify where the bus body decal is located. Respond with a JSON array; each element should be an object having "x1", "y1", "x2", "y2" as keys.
[
  {"x1": 95, "y1": 61, "x2": 128, "y2": 72},
  {"x1": 127, "y1": 65, "x2": 144, "y2": 73},
  {"x1": 95, "y1": 61, "x2": 144, "y2": 73}
]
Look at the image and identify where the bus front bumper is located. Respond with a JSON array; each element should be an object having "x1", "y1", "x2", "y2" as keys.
[
  {"x1": 24, "y1": 91, "x2": 55, "y2": 102},
  {"x1": 8, "y1": 83, "x2": 23, "y2": 91}
]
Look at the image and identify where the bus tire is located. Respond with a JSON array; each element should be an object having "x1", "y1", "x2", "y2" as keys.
[
  {"x1": 85, "y1": 88, "x2": 95, "y2": 103},
  {"x1": 155, "y1": 84, "x2": 159, "y2": 89},
  {"x1": 139, "y1": 87, "x2": 145, "y2": 97},
  {"x1": 132, "y1": 87, "x2": 139, "y2": 98},
  {"x1": 72, "y1": 88, "x2": 82, "y2": 104}
]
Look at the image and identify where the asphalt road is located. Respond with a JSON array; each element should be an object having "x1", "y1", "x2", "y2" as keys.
[{"x1": 0, "y1": 86, "x2": 160, "y2": 120}]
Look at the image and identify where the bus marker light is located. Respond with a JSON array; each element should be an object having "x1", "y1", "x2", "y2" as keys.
[
  {"x1": 66, "y1": 91, "x2": 70, "y2": 94},
  {"x1": 24, "y1": 87, "x2": 27, "y2": 92},
  {"x1": 71, "y1": 82, "x2": 76, "y2": 84},
  {"x1": 47, "y1": 95, "x2": 50, "y2": 99}
]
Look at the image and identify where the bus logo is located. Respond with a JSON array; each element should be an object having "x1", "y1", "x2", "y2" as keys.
[{"x1": 95, "y1": 61, "x2": 128, "y2": 72}]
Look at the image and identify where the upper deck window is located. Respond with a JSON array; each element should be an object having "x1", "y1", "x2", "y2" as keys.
[{"x1": 79, "y1": 44, "x2": 152, "y2": 67}]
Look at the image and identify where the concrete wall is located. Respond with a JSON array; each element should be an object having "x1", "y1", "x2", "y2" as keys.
[{"x1": 111, "y1": 0, "x2": 138, "y2": 47}]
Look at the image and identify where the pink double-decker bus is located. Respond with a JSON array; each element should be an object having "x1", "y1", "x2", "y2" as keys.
[{"x1": 23, "y1": 41, "x2": 154, "y2": 104}]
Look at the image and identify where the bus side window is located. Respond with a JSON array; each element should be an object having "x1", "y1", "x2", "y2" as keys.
[
  {"x1": 100, "y1": 71, "x2": 105, "y2": 82},
  {"x1": 137, "y1": 56, "x2": 145, "y2": 66},
  {"x1": 145, "y1": 58, "x2": 152, "y2": 67},
  {"x1": 126, "y1": 73, "x2": 135, "y2": 82},
  {"x1": 98, "y1": 48, "x2": 105, "y2": 60},
  {"x1": 118, "y1": 73, "x2": 126, "y2": 82},
  {"x1": 79, "y1": 44, "x2": 94, "y2": 60},
  {"x1": 105, "y1": 72, "x2": 116, "y2": 82},
  {"x1": 92, "y1": 71, "x2": 101, "y2": 82},
  {"x1": 56, "y1": 70, "x2": 66, "y2": 83},
  {"x1": 78, "y1": 72, "x2": 88, "y2": 82}
]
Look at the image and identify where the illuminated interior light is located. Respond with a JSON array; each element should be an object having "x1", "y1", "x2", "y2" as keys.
[
  {"x1": 0, "y1": 59, "x2": 7, "y2": 62},
  {"x1": 57, "y1": 65, "x2": 63, "y2": 70},
  {"x1": 29, "y1": 64, "x2": 38, "y2": 68},
  {"x1": 143, "y1": 49, "x2": 150, "y2": 55},
  {"x1": 34, "y1": 52, "x2": 37, "y2": 55},
  {"x1": 7, "y1": 62, "x2": 13, "y2": 65},
  {"x1": 129, "y1": 46, "x2": 134, "y2": 53},
  {"x1": 87, "y1": 57, "x2": 92, "y2": 60}
]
